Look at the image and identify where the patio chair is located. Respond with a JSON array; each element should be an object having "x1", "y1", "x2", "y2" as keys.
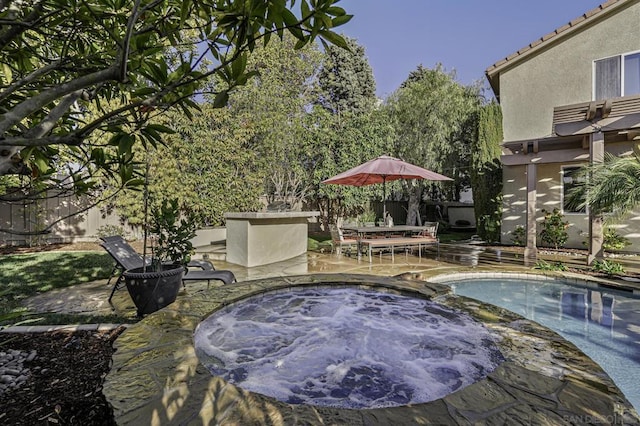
[
  {"x1": 329, "y1": 225, "x2": 358, "y2": 256},
  {"x1": 100, "y1": 236, "x2": 236, "y2": 303}
]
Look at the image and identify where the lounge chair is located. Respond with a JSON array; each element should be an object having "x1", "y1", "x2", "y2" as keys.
[{"x1": 100, "y1": 236, "x2": 236, "y2": 303}]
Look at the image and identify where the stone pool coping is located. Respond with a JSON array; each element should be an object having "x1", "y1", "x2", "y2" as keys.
[{"x1": 103, "y1": 273, "x2": 640, "y2": 425}]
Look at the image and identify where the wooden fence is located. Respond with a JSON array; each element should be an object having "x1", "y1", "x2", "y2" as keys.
[{"x1": 0, "y1": 193, "x2": 137, "y2": 246}]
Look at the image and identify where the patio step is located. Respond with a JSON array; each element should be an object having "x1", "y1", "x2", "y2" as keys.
[{"x1": 193, "y1": 241, "x2": 227, "y2": 262}]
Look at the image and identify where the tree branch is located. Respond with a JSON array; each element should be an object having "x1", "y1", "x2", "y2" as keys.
[
  {"x1": 0, "y1": 0, "x2": 45, "y2": 50},
  {"x1": 119, "y1": 0, "x2": 143, "y2": 82},
  {"x1": 25, "y1": 89, "x2": 83, "y2": 139},
  {"x1": 0, "y1": 65, "x2": 120, "y2": 136},
  {"x1": 0, "y1": 59, "x2": 67, "y2": 103}
]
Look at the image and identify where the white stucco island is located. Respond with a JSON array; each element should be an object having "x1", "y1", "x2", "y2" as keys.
[{"x1": 224, "y1": 211, "x2": 320, "y2": 267}]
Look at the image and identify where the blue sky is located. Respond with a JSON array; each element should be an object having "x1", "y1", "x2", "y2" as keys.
[{"x1": 337, "y1": 0, "x2": 606, "y2": 98}]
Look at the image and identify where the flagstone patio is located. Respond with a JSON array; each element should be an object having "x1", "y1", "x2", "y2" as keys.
[
  {"x1": 17, "y1": 244, "x2": 640, "y2": 424},
  {"x1": 101, "y1": 268, "x2": 639, "y2": 425}
]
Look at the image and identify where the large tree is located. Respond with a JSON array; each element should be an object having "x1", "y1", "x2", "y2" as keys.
[
  {"x1": 229, "y1": 34, "x2": 324, "y2": 208},
  {"x1": 104, "y1": 34, "x2": 328, "y2": 225},
  {"x1": 0, "y1": 0, "x2": 351, "y2": 234},
  {"x1": 310, "y1": 36, "x2": 387, "y2": 224},
  {"x1": 309, "y1": 106, "x2": 393, "y2": 225},
  {"x1": 105, "y1": 104, "x2": 265, "y2": 226},
  {"x1": 386, "y1": 64, "x2": 480, "y2": 225},
  {"x1": 315, "y1": 36, "x2": 377, "y2": 117}
]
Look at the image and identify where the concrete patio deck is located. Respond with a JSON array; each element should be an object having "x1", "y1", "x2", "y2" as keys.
[{"x1": 21, "y1": 243, "x2": 640, "y2": 318}]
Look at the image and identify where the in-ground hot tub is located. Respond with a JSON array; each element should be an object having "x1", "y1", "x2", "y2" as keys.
[
  {"x1": 194, "y1": 286, "x2": 504, "y2": 409},
  {"x1": 104, "y1": 273, "x2": 639, "y2": 425}
]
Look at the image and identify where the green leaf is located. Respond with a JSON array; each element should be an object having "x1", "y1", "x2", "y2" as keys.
[
  {"x1": 282, "y1": 9, "x2": 304, "y2": 40},
  {"x1": 180, "y1": 0, "x2": 192, "y2": 25},
  {"x1": 213, "y1": 90, "x2": 229, "y2": 108},
  {"x1": 125, "y1": 178, "x2": 145, "y2": 188},
  {"x1": 1, "y1": 63, "x2": 12, "y2": 84},
  {"x1": 231, "y1": 53, "x2": 247, "y2": 77},
  {"x1": 332, "y1": 14, "x2": 352, "y2": 27},
  {"x1": 90, "y1": 148, "x2": 105, "y2": 165},
  {"x1": 294, "y1": 37, "x2": 308, "y2": 50},
  {"x1": 108, "y1": 133, "x2": 129, "y2": 147},
  {"x1": 326, "y1": 6, "x2": 346, "y2": 16},
  {"x1": 145, "y1": 124, "x2": 175, "y2": 134},
  {"x1": 301, "y1": 0, "x2": 311, "y2": 19},
  {"x1": 32, "y1": 155, "x2": 50, "y2": 174},
  {"x1": 117, "y1": 134, "x2": 136, "y2": 156},
  {"x1": 318, "y1": 30, "x2": 349, "y2": 49}
]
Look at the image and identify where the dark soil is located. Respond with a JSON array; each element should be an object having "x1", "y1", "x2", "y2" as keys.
[{"x1": 0, "y1": 327, "x2": 125, "y2": 425}]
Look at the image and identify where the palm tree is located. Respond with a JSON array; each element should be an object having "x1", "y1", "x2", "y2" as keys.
[{"x1": 567, "y1": 152, "x2": 640, "y2": 218}]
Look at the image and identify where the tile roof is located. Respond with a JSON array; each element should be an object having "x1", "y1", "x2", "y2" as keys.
[{"x1": 485, "y1": 0, "x2": 630, "y2": 95}]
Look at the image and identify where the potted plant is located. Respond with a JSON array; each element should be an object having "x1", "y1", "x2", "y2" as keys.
[{"x1": 123, "y1": 198, "x2": 197, "y2": 316}]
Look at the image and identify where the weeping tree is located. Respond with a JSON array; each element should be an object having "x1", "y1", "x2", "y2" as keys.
[
  {"x1": 470, "y1": 101, "x2": 503, "y2": 242},
  {"x1": 0, "y1": 0, "x2": 352, "y2": 236},
  {"x1": 386, "y1": 64, "x2": 481, "y2": 225}
]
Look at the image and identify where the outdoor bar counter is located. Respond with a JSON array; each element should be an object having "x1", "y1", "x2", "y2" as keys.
[{"x1": 224, "y1": 211, "x2": 320, "y2": 267}]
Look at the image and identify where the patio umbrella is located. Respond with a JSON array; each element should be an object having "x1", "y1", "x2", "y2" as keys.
[{"x1": 321, "y1": 155, "x2": 452, "y2": 219}]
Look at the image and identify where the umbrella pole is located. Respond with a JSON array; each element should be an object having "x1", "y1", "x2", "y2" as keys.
[{"x1": 382, "y1": 177, "x2": 386, "y2": 221}]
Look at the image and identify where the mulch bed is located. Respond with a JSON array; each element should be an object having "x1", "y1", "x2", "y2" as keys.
[{"x1": 0, "y1": 327, "x2": 125, "y2": 425}]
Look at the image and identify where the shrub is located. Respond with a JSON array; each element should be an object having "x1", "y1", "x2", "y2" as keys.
[
  {"x1": 603, "y1": 228, "x2": 631, "y2": 252},
  {"x1": 534, "y1": 259, "x2": 567, "y2": 271},
  {"x1": 539, "y1": 208, "x2": 569, "y2": 249},
  {"x1": 96, "y1": 224, "x2": 129, "y2": 240},
  {"x1": 511, "y1": 225, "x2": 526, "y2": 246},
  {"x1": 592, "y1": 259, "x2": 625, "y2": 275},
  {"x1": 478, "y1": 211, "x2": 501, "y2": 243}
]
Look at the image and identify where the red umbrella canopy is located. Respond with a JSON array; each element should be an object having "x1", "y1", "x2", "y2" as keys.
[{"x1": 322, "y1": 156, "x2": 452, "y2": 186}]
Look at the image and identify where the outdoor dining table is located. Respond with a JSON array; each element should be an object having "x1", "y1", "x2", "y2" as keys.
[
  {"x1": 341, "y1": 225, "x2": 428, "y2": 237},
  {"x1": 340, "y1": 225, "x2": 431, "y2": 261}
]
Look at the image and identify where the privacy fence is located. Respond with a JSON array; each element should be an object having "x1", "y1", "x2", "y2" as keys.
[
  {"x1": 0, "y1": 193, "x2": 475, "y2": 247},
  {"x1": 0, "y1": 193, "x2": 134, "y2": 246}
]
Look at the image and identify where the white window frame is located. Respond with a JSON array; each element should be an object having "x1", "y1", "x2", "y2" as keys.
[
  {"x1": 593, "y1": 49, "x2": 640, "y2": 100},
  {"x1": 561, "y1": 165, "x2": 587, "y2": 215}
]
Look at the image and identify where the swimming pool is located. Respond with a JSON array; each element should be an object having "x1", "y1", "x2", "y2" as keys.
[{"x1": 448, "y1": 278, "x2": 640, "y2": 411}]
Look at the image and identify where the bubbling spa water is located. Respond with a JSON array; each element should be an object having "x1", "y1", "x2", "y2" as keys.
[{"x1": 194, "y1": 287, "x2": 504, "y2": 409}]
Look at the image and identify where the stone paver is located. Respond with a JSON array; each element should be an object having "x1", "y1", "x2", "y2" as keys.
[
  {"x1": 103, "y1": 272, "x2": 640, "y2": 425},
  {"x1": 13, "y1": 247, "x2": 640, "y2": 424}
]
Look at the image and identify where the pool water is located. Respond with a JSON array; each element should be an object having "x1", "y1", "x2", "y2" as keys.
[
  {"x1": 450, "y1": 278, "x2": 640, "y2": 411},
  {"x1": 194, "y1": 287, "x2": 504, "y2": 409}
]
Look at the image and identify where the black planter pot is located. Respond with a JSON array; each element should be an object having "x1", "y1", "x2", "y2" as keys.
[{"x1": 123, "y1": 264, "x2": 184, "y2": 316}]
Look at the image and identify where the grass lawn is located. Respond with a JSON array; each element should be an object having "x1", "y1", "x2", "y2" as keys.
[{"x1": 0, "y1": 251, "x2": 125, "y2": 326}]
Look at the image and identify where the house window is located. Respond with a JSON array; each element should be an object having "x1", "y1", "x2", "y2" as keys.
[
  {"x1": 594, "y1": 52, "x2": 640, "y2": 100},
  {"x1": 562, "y1": 166, "x2": 586, "y2": 214}
]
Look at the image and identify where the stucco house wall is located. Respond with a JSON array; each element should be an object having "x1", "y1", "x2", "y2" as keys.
[
  {"x1": 501, "y1": 165, "x2": 526, "y2": 243},
  {"x1": 502, "y1": 162, "x2": 590, "y2": 249},
  {"x1": 490, "y1": 0, "x2": 640, "y2": 252},
  {"x1": 499, "y1": 1, "x2": 640, "y2": 141}
]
